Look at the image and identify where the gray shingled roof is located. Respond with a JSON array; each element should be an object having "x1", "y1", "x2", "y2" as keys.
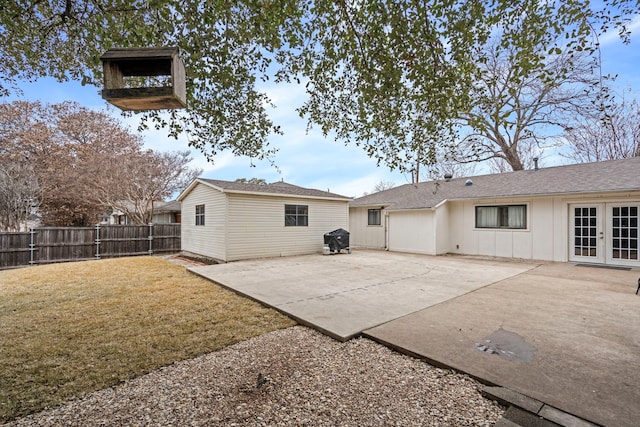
[
  {"x1": 155, "y1": 200, "x2": 181, "y2": 212},
  {"x1": 197, "y1": 178, "x2": 351, "y2": 200},
  {"x1": 350, "y1": 157, "x2": 640, "y2": 210}
]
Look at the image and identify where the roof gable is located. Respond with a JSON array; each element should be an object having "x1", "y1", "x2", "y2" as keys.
[{"x1": 350, "y1": 157, "x2": 640, "y2": 210}]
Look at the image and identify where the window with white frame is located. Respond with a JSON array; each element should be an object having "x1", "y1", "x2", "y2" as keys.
[
  {"x1": 195, "y1": 204, "x2": 205, "y2": 226},
  {"x1": 368, "y1": 209, "x2": 381, "y2": 225},
  {"x1": 475, "y1": 205, "x2": 526, "y2": 229},
  {"x1": 285, "y1": 204, "x2": 308, "y2": 226}
]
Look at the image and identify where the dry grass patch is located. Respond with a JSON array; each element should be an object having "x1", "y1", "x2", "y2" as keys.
[{"x1": 0, "y1": 257, "x2": 295, "y2": 422}]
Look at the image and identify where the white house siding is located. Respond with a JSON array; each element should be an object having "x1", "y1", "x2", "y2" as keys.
[
  {"x1": 181, "y1": 185, "x2": 227, "y2": 260},
  {"x1": 446, "y1": 193, "x2": 640, "y2": 267},
  {"x1": 225, "y1": 194, "x2": 348, "y2": 261},
  {"x1": 152, "y1": 212, "x2": 174, "y2": 224},
  {"x1": 388, "y1": 210, "x2": 435, "y2": 254},
  {"x1": 434, "y1": 203, "x2": 450, "y2": 255},
  {"x1": 447, "y1": 198, "x2": 540, "y2": 260},
  {"x1": 348, "y1": 207, "x2": 386, "y2": 249}
]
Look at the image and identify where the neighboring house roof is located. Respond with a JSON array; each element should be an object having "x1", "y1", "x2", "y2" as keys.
[
  {"x1": 155, "y1": 200, "x2": 181, "y2": 212},
  {"x1": 178, "y1": 178, "x2": 352, "y2": 202},
  {"x1": 351, "y1": 157, "x2": 640, "y2": 210}
]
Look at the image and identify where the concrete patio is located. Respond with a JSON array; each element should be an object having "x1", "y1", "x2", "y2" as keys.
[{"x1": 189, "y1": 250, "x2": 640, "y2": 427}]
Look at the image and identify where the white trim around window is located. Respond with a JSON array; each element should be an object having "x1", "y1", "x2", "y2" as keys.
[{"x1": 475, "y1": 204, "x2": 528, "y2": 230}]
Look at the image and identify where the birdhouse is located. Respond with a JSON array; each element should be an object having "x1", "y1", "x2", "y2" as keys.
[{"x1": 100, "y1": 47, "x2": 187, "y2": 111}]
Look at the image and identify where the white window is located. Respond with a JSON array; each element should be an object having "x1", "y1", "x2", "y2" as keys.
[
  {"x1": 368, "y1": 209, "x2": 381, "y2": 226},
  {"x1": 476, "y1": 205, "x2": 526, "y2": 229},
  {"x1": 195, "y1": 204, "x2": 205, "y2": 226},
  {"x1": 285, "y1": 204, "x2": 308, "y2": 226}
]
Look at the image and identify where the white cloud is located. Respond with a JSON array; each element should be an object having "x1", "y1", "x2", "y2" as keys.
[{"x1": 598, "y1": 15, "x2": 640, "y2": 46}]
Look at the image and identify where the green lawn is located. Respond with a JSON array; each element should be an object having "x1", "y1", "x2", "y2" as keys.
[{"x1": 0, "y1": 257, "x2": 295, "y2": 422}]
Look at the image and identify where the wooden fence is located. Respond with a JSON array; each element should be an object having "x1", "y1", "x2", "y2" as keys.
[{"x1": 0, "y1": 224, "x2": 180, "y2": 269}]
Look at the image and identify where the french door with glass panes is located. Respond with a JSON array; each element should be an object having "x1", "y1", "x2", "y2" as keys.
[
  {"x1": 607, "y1": 204, "x2": 639, "y2": 265},
  {"x1": 570, "y1": 204, "x2": 604, "y2": 263},
  {"x1": 570, "y1": 203, "x2": 640, "y2": 266}
]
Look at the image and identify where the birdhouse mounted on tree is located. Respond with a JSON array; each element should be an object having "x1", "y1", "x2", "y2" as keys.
[{"x1": 100, "y1": 47, "x2": 187, "y2": 111}]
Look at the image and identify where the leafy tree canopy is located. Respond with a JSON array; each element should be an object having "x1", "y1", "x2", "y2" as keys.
[{"x1": 1, "y1": 1, "x2": 638, "y2": 173}]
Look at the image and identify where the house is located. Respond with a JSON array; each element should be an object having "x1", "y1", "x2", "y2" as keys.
[
  {"x1": 103, "y1": 200, "x2": 181, "y2": 225},
  {"x1": 153, "y1": 200, "x2": 181, "y2": 224},
  {"x1": 349, "y1": 157, "x2": 640, "y2": 268},
  {"x1": 177, "y1": 179, "x2": 351, "y2": 262}
]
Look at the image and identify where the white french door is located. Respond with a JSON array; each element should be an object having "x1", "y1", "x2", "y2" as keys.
[
  {"x1": 570, "y1": 204, "x2": 604, "y2": 263},
  {"x1": 570, "y1": 203, "x2": 640, "y2": 266},
  {"x1": 606, "y1": 204, "x2": 639, "y2": 265}
]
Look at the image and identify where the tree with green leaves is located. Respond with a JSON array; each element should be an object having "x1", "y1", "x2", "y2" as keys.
[{"x1": 1, "y1": 1, "x2": 638, "y2": 173}]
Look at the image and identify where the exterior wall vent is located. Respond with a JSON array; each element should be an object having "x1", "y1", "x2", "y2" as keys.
[
  {"x1": 444, "y1": 173, "x2": 453, "y2": 181},
  {"x1": 465, "y1": 179, "x2": 473, "y2": 186}
]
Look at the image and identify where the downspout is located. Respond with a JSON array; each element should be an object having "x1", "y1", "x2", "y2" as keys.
[{"x1": 384, "y1": 210, "x2": 389, "y2": 251}]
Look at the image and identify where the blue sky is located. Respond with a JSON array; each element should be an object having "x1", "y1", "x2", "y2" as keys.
[{"x1": 7, "y1": 17, "x2": 640, "y2": 199}]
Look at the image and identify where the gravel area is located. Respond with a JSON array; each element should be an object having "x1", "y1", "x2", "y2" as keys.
[{"x1": 7, "y1": 326, "x2": 503, "y2": 426}]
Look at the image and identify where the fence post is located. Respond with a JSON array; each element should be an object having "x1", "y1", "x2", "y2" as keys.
[
  {"x1": 29, "y1": 228, "x2": 36, "y2": 265},
  {"x1": 95, "y1": 224, "x2": 101, "y2": 259},
  {"x1": 148, "y1": 223, "x2": 153, "y2": 255}
]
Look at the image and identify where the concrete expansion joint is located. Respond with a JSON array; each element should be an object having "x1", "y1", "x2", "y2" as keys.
[{"x1": 482, "y1": 386, "x2": 601, "y2": 427}]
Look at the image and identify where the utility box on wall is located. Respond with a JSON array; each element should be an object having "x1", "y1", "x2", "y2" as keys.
[{"x1": 100, "y1": 47, "x2": 187, "y2": 111}]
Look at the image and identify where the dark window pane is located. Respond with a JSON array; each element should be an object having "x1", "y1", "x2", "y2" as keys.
[
  {"x1": 368, "y1": 209, "x2": 381, "y2": 225},
  {"x1": 613, "y1": 229, "x2": 619, "y2": 238},
  {"x1": 590, "y1": 218, "x2": 596, "y2": 226},
  {"x1": 622, "y1": 206, "x2": 629, "y2": 216},
  {"x1": 631, "y1": 206, "x2": 638, "y2": 216},
  {"x1": 613, "y1": 238, "x2": 620, "y2": 249},
  {"x1": 590, "y1": 238, "x2": 596, "y2": 246},
  {"x1": 613, "y1": 207, "x2": 620, "y2": 216},
  {"x1": 590, "y1": 207, "x2": 596, "y2": 216},
  {"x1": 613, "y1": 218, "x2": 619, "y2": 227},
  {"x1": 576, "y1": 228, "x2": 582, "y2": 236},
  {"x1": 285, "y1": 204, "x2": 308, "y2": 226}
]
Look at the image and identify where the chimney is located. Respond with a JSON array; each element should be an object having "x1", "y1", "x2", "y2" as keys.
[{"x1": 533, "y1": 157, "x2": 539, "y2": 170}]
